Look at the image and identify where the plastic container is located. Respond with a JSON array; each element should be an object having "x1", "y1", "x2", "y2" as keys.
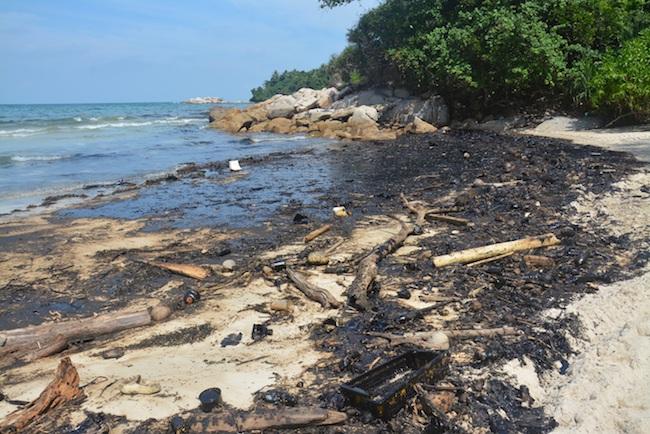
[{"x1": 340, "y1": 350, "x2": 448, "y2": 420}]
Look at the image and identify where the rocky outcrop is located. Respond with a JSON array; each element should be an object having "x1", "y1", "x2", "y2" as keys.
[
  {"x1": 184, "y1": 97, "x2": 223, "y2": 104},
  {"x1": 207, "y1": 87, "x2": 448, "y2": 141}
]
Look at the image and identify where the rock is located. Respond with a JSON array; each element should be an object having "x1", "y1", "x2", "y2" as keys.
[
  {"x1": 331, "y1": 107, "x2": 355, "y2": 122},
  {"x1": 222, "y1": 259, "x2": 236, "y2": 271},
  {"x1": 347, "y1": 106, "x2": 379, "y2": 127},
  {"x1": 208, "y1": 106, "x2": 229, "y2": 123},
  {"x1": 266, "y1": 117, "x2": 294, "y2": 134},
  {"x1": 151, "y1": 304, "x2": 172, "y2": 321},
  {"x1": 415, "y1": 95, "x2": 449, "y2": 126},
  {"x1": 220, "y1": 332, "x2": 242, "y2": 347},
  {"x1": 292, "y1": 88, "x2": 320, "y2": 112},
  {"x1": 356, "y1": 89, "x2": 389, "y2": 106},
  {"x1": 405, "y1": 117, "x2": 437, "y2": 134},
  {"x1": 307, "y1": 108, "x2": 332, "y2": 123},
  {"x1": 211, "y1": 110, "x2": 254, "y2": 133},
  {"x1": 381, "y1": 95, "x2": 449, "y2": 127},
  {"x1": 246, "y1": 104, "x2": 270, "y2": 122},
  {"x1": 101, "y1": 348, "x2": 125, "y2": 359},
  {"x1": 248, "y1": 121, "x2": 270, "y2": 133},
  {"x1": 317, "y1": 87, "x2": 339, "y2": 108},
  {"x1": 314, "y1": 120, "x2": 346, "y2": 136},
  {"x1": 184, "y1": 97, "x2": 223, "y2": 104},
  {"x1": 266, "y1": 95, "x2": 297, "y2": 119}
]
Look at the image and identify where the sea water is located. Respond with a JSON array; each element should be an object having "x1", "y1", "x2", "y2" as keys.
[{"x1": 0, "y1": 102, "x2": 317, "y2": 214}]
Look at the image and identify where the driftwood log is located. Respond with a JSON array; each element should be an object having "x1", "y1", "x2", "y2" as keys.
[
  {"x1": 183, "y1": 407, "x2": 347, "y2": 433},
  {"x1": 1, "y1": 309, "x2": 152, "y2": 351},
  {"x1": 0, "y1": 357, "x2": 84, "y2": 431},
  {"x1": 286, "y1": 267, "x2": 341, "y2": 309},
  {"x1": 433, "y1": 233, "x2": 561, "y2": 267},
  {"x1": 348, "y1": 195, "x2": 428, "y2": 310},
  {"x1": 304, "y1": 224, "x2": 332, "y2": 243},
  {"x1": 149, "y1": 261, "x2": 210, "y2": 280}
]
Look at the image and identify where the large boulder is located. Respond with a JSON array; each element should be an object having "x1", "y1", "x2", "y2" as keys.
[
  {"x1": 211, "y1": 110, "x2": 254, "y2": 133},
  {"x1": 381, "y1": 95, "x2": 449, "y2": 127},
  {"x1": 293, "y1": 88, "x2": 320, "y2": 112},
  {"x1": 347, "y1": 106, "x2": 379, "y2": 128},
  {"x1": 208, "y1": 106, "x2": 229, "y2": 123},
  {"x1": 415, "y1": 95, "x2": 449, "y2": 127},
  {"x1": 266, "y1": 117, "x2": 294, "y2": 134},
  {"x1": 317, "y1": 87, "x2": 339, "y2": 109},
  {"x1": 266, "y1": 95, "x2": 297, "y2": 119}
]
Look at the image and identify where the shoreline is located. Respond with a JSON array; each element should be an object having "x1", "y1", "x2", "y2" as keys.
[{"x1": 1, "y1": 127, "x2": 648, "y2": 433}]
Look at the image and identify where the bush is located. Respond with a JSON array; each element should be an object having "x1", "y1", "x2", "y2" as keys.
[
  {"x1": 316, "y1": 0, "x2": 650, "y2": 119},
  {"x1": 588, "y1": 29, "x2": 650, "y2": 121},
  {"x1": 250, "y1": 66, "x2": 331, "y2": 102}
]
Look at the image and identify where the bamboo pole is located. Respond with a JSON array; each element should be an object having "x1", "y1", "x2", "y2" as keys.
[
  {"x1": 433, "y1": 233, "x2": 560, "y2": 267},
  {"x1": 304, "y1": 224, "x2": 332, "y2": 243}
]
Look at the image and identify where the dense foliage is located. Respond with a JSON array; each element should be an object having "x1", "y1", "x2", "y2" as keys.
[
  {"x1": 257, "y1": 0, "x2": 650, "y2": 120},
  {"x1": 250, "y1": 66, "x2": 331, "y2": 102}
]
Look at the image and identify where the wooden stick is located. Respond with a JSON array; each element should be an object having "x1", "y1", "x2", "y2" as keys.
[
  {"x1": 149, "y1": 261, "x2": 210, "y2": 280},
  {"x1": 0, "y1": 357, "x2": 84, "y2": 430},
  {"x1": 184, "y1": 407, "x2": 347, "y2": 433},
  {"x1": 304, "y1": 224, "x2": 332, "y2": 243},
  {"x1": 466, "y1": 252, "x2": 513, "y2": 267},
  {"x1": 1, "y1": 309, "x2": 152, "y2": 350},
  {"x1": 348, "y1": 196, "x2": 427, "y2": 310},
  {"x1": 286, "y1": 268, "x2": 341, "y2": 309},
  {"x1": 442, "y1": 326, "x2": 518, "y2": 339},
  {"x1": 426, "y1": 213, "x2": 471, "y2": 226},
  {"x1": 433, "y1": 233, "x2": 560, "y2": 268},
  {"x1": 22, "y1": 334, "x2": 68, "y2": 362}
]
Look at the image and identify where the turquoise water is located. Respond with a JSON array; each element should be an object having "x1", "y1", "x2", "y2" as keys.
[{"x1": 0, "y1": 102, "x2": 316, "y2": 214}]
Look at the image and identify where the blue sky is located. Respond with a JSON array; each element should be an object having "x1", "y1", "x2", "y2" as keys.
[{"x1": 0, "y1": 0, "x2": 379, "y2": 104}]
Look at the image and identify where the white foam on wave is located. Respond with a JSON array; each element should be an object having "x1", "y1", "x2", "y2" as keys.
[
  {"x1": 74, "y1": 117, "x2": 83, "y2": 122},
  {"x1": 11, "y1": 155, "x2": 64, "y2": 162},
  {"x1": 248, "y1": 135, "x2": 309, "y2": 143},
  {"x1": 0, "y1": 128, "x2": 44, "y2": 138},
  {"x1": 76, "y1": 117, "x2": 203, "y2": 130}
]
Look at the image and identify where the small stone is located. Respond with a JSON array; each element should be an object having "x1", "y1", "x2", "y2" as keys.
[
  {"x1": 101, "y1": 348, "x2": 125, "y2": 360},
  {"x1": 397, "y1": 288, "x2": 411, "y2": 299},
  {"x1": 222, "y1": 259, "x2": 236, "y2": 271},
  {"x1": 463, "y1": 152, "x2": 470, "y2": 159},
  {"x1": 220, "y1": 332, "x2": 242, "y2": 347}
]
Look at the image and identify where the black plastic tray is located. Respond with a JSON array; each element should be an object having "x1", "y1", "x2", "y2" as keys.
[{"x1": 340, "y1": 350, "x2": 449, "y2": 420}]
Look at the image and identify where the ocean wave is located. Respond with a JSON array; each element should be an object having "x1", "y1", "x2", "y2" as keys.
[
  {"x1": 76, "y1": 118, "x2": 203, "y2": 130},
  {"x1": 11, "y1": 154, "x2": 65, "y2": 162},
  {"x1": 0, "y1": 128, "x2": 45, "y2": 138},
  {"x1": 248, "y1": 135, "x2": 308, "y2": 143}
]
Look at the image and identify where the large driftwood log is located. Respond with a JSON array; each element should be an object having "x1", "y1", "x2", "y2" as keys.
[
  {"x1": 348, "y1": 195, "x2": 427, "y2": 310},
  {"x1": 185, "y1": 407, "x2": 347, "y2": 433},
  {"x1": 149, "y1": 261, "x2": 210, "y2": 280},
  {"x1": 287, "y1": 268, "x2": 341, "y2": 309},
  {"x1": 0, "y1": 357, "x2": 84, "y2": 431},
  {"x1": 433, "y1": 233, "x2": 560, "y2": 267},
  {"x1": 1, "y1": 309, "x2": 152, "y2": 350},
  {"x1": 304, "y1": 224, "x2": 332, "y2": 243}
]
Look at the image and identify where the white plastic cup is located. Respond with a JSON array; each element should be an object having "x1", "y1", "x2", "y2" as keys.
[{"x1": 229, "y1": 160, "x2": 242, "y2": 172}]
